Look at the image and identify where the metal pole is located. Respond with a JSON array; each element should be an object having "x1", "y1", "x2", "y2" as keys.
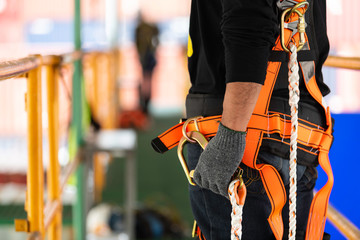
[
  {"x1": 0, "y1": 56, "x2": 40, "y2": 81},
  {"x1": 26, "y1": 57, "x2": 44, "y2": 237},
  {"x1": 93, "y1": 153, "x2": 106, "y2": 203},
  {"x1": 105, "y1": 0, "x2": 119, "y2": 49},
  {"x1": 44, "y1": 200, "x2": 61, "y2": 230},
  {"x1": 105, "y1": 0, "x2": 119, "y2": 129},
  {"x1": 324, "y1": 56, "x2": 360, "y2": 70},
  {"x1": 73, "y1": 0, "x2": 86, "y2": 239},
  {"x1": 89, "y1": 53, "x2": 100, "y2": 123},
  {"x1": 327, "y1": 204, "x2": 360, "y2": 240},
  {"x1": 45, "y1": 62, "x2": 62, "y2": 240},
  {"x1": 125, "y1": 151, "x2": 136, "y2": 240}
]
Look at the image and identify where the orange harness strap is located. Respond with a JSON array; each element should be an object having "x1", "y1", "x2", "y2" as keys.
[
  {"x1": 303, "y1": 79, "x2": 334, "y2": 240},
  {"x1": 306, "y1": 122, "x2": 333, "y2": 240},
  {"x1": 151, "y1": 113, "x2": 331, "y2": 155}
]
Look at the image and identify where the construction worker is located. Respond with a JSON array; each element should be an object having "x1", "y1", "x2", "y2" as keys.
[
  {"x1": 185, "y1": 0, "x2": 331, "y2": 239},
  {"x1": 135, "y1": 13, "x2": 159, "y2": 114}
]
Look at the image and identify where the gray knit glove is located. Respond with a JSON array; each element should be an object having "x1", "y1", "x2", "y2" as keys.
[{"x1": 193, "y1": 122, "x2": 246, "y2": 198}]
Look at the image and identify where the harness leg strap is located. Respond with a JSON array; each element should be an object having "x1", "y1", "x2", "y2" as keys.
[
  {"x1": 259, "y1": 166, "x2": 286, "y2": 240},
  {"x1": 305, "y1": 109, "x2": 334, "y2": 240},
  {"x1": 242, "y1": 129, "x2": 287, "y2": 240},
  {"x1": 305, "y1": 151, "x2": 333, "y2": 240}
]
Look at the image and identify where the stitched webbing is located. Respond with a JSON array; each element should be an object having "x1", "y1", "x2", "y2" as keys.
[{"x1": 151, "y1": 113, "x2": 332, "y2": 154}]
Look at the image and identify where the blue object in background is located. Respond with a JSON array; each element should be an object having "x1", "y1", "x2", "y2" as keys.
[
  {"x1": 25, "y1": 20, "x2": 108, "y2": 45},
  {"x1": 24, "y1": 18, "x2": 189, "y2": 47},
  {"x1": 315, "y1": 113, "x2": 360, "y2": 239}
]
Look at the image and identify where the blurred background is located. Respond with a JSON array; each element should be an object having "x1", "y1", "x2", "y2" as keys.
[{"x1": 0, "y1": 0, "x2": 359, "y2": 239}]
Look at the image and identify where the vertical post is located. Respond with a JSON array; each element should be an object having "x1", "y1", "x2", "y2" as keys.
[
  {"x1": 45, "y1": 61, "x2": 62, "y2": 240},
  {"x1": 26, "y1": 58, "x2": 44, "y2": 237},
  {"x1": 105, "y1": 0, "x2": 119, "y2": 49},
  {"x1": 125, "y1": 150, "x2": 136, "y2": 240},
  {"x1": 93, "y1": 153, "x2": 106, "y2": 203},
  {"x1": 74, "y1": 0, "x2": 83, "y2": 141},
  {"x1": 105, "y1": 0, "x2": 119, "y2": 129},
  {"x1": 90, "y1": 53, "x2": 99, "y2": 123},
  {"x1": 73, "y1": 0, "x2": 86, "y2": 239}
]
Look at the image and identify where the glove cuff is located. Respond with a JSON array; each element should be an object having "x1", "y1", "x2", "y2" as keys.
[{"x1": 214, "y1": 122, "x2": 246, "y2": 149}]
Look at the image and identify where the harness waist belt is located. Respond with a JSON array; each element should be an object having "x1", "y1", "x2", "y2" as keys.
[{"x1": 151, "y1": 113, "x2": 332, "y2": 155}]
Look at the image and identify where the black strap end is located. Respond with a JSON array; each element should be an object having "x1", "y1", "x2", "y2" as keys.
[{"x1": 151, "y1": 137, "x2": 168, "y2": 153}]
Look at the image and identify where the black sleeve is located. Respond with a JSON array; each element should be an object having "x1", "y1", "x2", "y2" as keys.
[
  {"x1": 313, "y1": 0, "x2": 330, "y2": 96},
  {"x1": 221, "y1": 0, "x2": 278, "y2": 85}
]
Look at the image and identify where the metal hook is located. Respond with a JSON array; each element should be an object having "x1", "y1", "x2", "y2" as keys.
[
  {"x1": 280, "y1": 1, "x2": 309, "y2": 52},
  {"x1": 177, "y1": 131, "x2": 208, "y2": 185},
  {"x1": 181, "y1": 116, "x2": 203, "y2": 143}
]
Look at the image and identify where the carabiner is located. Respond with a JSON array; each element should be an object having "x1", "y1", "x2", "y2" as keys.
[
  {"x1": 177, "y1": 131, "x2": 208, "y2": 185},
  {"x1": 280, "y1": 1, "x2": 309, "y2": 52},
  {"x1": 233, "y1": 168, "x2": 244, "y2": 189}
]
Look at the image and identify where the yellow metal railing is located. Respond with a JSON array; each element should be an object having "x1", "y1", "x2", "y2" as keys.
[
  {"x1": 328, "y1": 203, "x2": 360, "y2": 240},
  {"x1": 83, "y1": 50, "x2": 120, "y2": 129},
  {"x1": 324, "y1": 55, "x2": 360, "y2": 70},
  {"x1": 0, "y1": 56, "x2": 45, "y2": 237},
  {"x1": 0, "y1": 56, "x2": 41, "y2": 81},
  {"x1": 0, "y1": 49, "x2": 119, "y2": 240},
  {"x1": 43, "y1": 55, "x2": 62, "y2": 240}
]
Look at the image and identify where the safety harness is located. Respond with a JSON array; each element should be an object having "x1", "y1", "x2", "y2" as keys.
[{"x1": 151, "y1": 1, "x2": 333, "y2": 239}]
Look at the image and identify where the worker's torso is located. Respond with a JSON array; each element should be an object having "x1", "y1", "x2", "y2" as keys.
[{"x1": 186, "y1": 0, "x2": 331, "y2": 167}]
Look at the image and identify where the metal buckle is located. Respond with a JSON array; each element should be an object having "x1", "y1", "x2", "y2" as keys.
[
  {"x1": 280, "y1": 1, "x2": 309, "y2": 52},
  {"x1": 177, "y1": 116, "x2": 208, "y2": 185}
]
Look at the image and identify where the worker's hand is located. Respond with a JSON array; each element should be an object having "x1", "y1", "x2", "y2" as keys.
[{"x1": 193, "y1": 122, "x2": 246, "y2": 198}]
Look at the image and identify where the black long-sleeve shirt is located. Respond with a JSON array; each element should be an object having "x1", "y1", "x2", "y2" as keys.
[{"x1": 187, "y1": 0, "x2": 330, "y2": 99}]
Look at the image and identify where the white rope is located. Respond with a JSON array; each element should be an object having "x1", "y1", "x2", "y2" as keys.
[
  {"x1": 288, "y1": 42, "x2": 300, "y2": 240},
  {"x1": 226, "y1": 42, "x2": 300, "y2": 240},
  {"x1": 229, "y1": 179, "x2": 244, "y2": 240}
]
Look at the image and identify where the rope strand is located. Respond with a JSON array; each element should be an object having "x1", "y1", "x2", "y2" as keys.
[
  {"x1": 229, "y1": 179, "x2": 246, "y2": 240},
  {"x1": 288, "y1": 42, "x2": 300, "y2": 240}
]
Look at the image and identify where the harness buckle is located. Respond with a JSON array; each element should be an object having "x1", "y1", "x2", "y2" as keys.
[
  {"x1": 178, "y1": 117, "x2": 208, "y2": 185},
  {"x1": 280, "y1": 1, "x2": 309, "y2": 52}
]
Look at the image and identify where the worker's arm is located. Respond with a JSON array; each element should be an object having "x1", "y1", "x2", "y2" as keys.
[
  {"x1": 192, "y1": 0, "x2": 276, "y2": 198},
  {"x1": 222, "y1": 82, "x2": 262, "y2": 132},
  {"x1": 192, "y1": 82, "x2": 262, "y2": 198}
]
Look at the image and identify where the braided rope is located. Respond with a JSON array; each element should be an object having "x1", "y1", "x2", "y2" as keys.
[
  {"x1": 229, "y1": 179, "x2": 245, "y2": 240},
  {"x1": 288, "y1": 42, "x2": 300, "y2": 240}
]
